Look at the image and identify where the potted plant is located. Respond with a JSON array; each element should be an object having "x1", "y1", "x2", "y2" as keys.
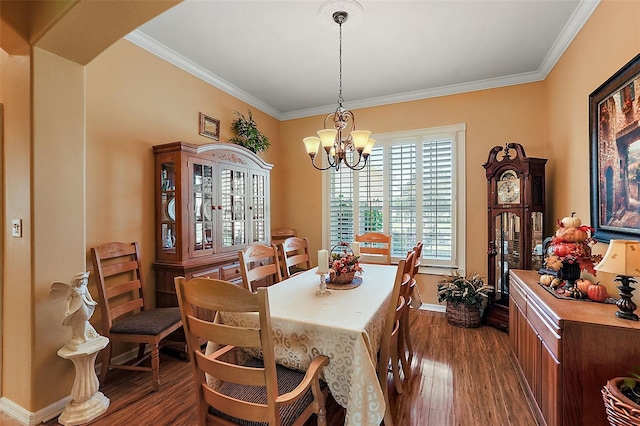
[
  {"x1": 437, "y1": 271, "x2": 492, "y2": 328},
  {"x1": 603, "y1": 368, "x2": 640, "y2": 424},
  {"x1": 229, "y1": 109, "x2": 270, "y2": 154}
]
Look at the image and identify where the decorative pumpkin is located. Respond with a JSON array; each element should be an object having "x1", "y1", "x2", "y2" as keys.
[
  {"x1": 587, "y1": 282, "x2": 609, "y2": 302},
  {"x1": 564, "y1": 287, "x2": 587, "y2": 299},
  {"x1": 561, "y1": 212, "x2": 582, "y2": 228},
  {"x1": 576, "y1": 278, "x2": 592, "y2": 293},
  {"x1": 555, "y1": 226, "x2": 588, "y2": 243},
  {"x1": 550, "y1": 277, "x2": 563, "y2": 289},
  {"x1": 539, "y1": 275, "x2": 554, "y2": 286}
]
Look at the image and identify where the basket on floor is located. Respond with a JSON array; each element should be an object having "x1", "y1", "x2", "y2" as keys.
[
  {"x1": 445, "y1": 302, "x2": 481, "y2": 328},
  {"x1": 602, "y1": 378, "x2": 640, "y2": 426}
]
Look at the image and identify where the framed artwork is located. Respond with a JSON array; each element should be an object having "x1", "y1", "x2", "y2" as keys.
[
  {"x1": 199, "y1": 113, "x2": 220, "y2": 140},
  {"x1": 590, "y1": 53, "x2": 640, "y2": 242}
]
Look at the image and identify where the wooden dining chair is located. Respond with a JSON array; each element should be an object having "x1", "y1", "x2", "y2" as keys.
[
  {"x1": 279, "y1": 237, "x2": 312, "y2": 279},
  {"x1": 412, "y1": 241, "x2": 423, "y2": 276},
  {"x1": 238, "y1": 243, "x2": 282, "y2": 292},
  {"x1": 271, "y1": 227, "x2": 296, "y2": 248},
  {"x1": 90, "y1": 242, "x2": 183, "y2": 391},
  {"x1": 378, "y1": 259, "x2": 409, "y2": 426},
  {"x1": 174, "y1": 276, "x2": 330, "y2": 426},
  {"x1": 355, "y1": 232, "x2": 392, "y2": 264},
  {"x1": 399, "y1": 250, "x2": 417, "y2": 378}
]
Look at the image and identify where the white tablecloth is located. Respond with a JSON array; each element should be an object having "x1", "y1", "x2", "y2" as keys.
[{"x1": 220, "y1": 264, "x2": 397, "y2": 426}]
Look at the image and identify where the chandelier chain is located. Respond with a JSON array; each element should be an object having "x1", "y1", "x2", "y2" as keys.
[{"x1": 338, "y1": 19, "x2": 344, "y2": 106}]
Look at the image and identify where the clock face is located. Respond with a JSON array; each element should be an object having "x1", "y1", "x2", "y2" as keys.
[{"x1": 497, "y1": 170, "x2": 520, "y2": 204}]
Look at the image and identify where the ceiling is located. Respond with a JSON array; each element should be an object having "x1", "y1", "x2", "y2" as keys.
[{"x1": 126, "y1": 0, "x2": 599, "y2": 120}]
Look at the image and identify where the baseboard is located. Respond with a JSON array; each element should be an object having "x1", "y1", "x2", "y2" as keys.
[
  {"x1": 0, "y1": 347, "x2": 138, "y2": 425},
  {"x1": 419, "y1": 303, "x2": 446, "y2": 313},
  {"x1": 0, "y1": 395, "x2": 69, "y2": 426}
]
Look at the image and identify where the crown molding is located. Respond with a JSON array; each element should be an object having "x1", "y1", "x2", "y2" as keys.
[{"x1": 126, "y1": 0, "x2": 600, "y2": 122}]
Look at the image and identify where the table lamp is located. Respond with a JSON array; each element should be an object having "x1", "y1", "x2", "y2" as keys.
[{"x1": 594, "y1": 239, "x2": 640, "y2": 321}]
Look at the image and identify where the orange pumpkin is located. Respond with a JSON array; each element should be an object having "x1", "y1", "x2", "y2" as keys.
[
  {"x1": 555, "y1": 226, "x2": 588, "y2": 243},
  {"x1": 576, "y1": 278, "x2": 592, "y2": 293},
  {"x1": 587, "y1": 282, "x2": 609, "y2": 302}
]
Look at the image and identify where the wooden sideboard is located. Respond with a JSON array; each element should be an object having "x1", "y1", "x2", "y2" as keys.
[{"x1": 509, "y1": 269, "x2": 640, "y2": 426}]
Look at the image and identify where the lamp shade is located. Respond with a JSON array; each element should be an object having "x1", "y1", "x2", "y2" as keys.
[
  {"x1": 350, "y1": 130, "x2": 371, "y2": 150},
  {"x1": 594, "y1": 239, "x2": 640, "y2": 276},
  {"x1": 363, "y1": 138, "x2": 375, "y2": 155},
  {"x1": 318, "y1": 129, "x2": 338, "y2": 149},
  {"x1": 303, "y1": 137, "x2": 321, "y2": 155}
]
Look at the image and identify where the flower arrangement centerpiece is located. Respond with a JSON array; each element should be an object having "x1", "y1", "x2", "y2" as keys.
[
  {"x1": 328, "y1": 242, "x2": 363, "y2": 284},
  {"x1": 437, "y1": 271, "x2": 492, "y2": 328},
  {"x1": 543, "y1": 212, "x2": 602, "y2": 297}
]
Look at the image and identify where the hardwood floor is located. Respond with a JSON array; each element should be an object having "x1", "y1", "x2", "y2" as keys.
[{"x1": 0, "y1": 310, "x2": 536, "y2": 425}]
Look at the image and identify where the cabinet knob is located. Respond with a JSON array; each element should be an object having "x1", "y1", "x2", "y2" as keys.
[
  {"x1": 249, "y1": 206, "x2": 253, "y2": 210},
  {"x1": 217, "y1": 205, "x2": 222, "y2": 210}
]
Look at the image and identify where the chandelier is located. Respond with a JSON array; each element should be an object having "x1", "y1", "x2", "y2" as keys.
[{"x1": 303, "y1": 1, "x2": 374, "y2": 171}]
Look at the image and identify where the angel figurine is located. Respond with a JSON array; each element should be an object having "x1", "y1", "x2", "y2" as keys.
[{"x1": 50, "y1": 271, "x2": 99, "y2": 348}]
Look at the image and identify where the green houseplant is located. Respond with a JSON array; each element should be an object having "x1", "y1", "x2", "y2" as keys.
[
  {"x1": 437, "y1": 271, "x2": 492, "y2": 328},
  {"x1": 229, "y1": 109, "x2": 270, "y2": 154}
]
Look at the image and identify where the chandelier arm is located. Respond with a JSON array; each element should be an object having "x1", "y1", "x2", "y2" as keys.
[
  {"x1": 309, "y1": 154, "x2": 334, "y2": 171},
  {"x1": 341, "y1": 150, "x2": 366, "y2": 169}
]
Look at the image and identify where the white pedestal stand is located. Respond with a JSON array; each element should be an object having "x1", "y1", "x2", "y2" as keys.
[{"x1": 57, "y1": 336, "x2": 110, "y2": 426}]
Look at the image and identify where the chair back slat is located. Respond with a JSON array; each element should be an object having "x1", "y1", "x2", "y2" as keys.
[
  {"x1": 195, "y1": 350, "x2": 265, "y2": 386},
  {"x1": 238, "y1": 244, "x2": 282, "y2": 291},
  {"x1": 109, "y1": 298, "x2": 145, "y2": 320},
  {"x1": 104, "y1": 279, "x2": 142, "y2": 299},
  {"x1": 203, "y1": 388, "x2": 269, "y2": 423},
  {"x1": 356, "y1": 232, "x2": 392, "y2": 264}
]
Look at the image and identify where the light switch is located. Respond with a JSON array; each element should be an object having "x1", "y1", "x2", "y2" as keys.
[{"x1": 11, "y1": 219, "x2": 22, "y2": 238}]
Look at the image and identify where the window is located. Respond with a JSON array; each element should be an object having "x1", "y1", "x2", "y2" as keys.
[{"x1": 323, "y1": 123, "x2": 466, "y2": 273}]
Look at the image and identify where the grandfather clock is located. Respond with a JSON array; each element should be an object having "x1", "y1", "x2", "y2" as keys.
[{"x1": 483, "y1": 143, "x2": 546, "y2": 331}]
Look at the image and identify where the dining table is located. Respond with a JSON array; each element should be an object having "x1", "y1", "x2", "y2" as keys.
[{"x1": 216, "y1": 263, "x2": 398, "y2": 426}]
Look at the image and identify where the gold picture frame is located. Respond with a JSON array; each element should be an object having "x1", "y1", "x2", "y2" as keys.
[{"x1": 199, "y1": 112, "x2": 220, "y2": 140}]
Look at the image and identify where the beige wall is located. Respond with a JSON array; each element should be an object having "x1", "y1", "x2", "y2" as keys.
[
  {"x1": 546, "y1": 0, "x2": 640, "y2": 298},
  {"x1": 1, "y1": 0, "x2": 640, "y2": 417},
  {"x1": 0, "y1": 44, "x2": 32, "y2": 409},
  {"x1": 85, "y1": 39, "x2": 281, "y2": 313}
]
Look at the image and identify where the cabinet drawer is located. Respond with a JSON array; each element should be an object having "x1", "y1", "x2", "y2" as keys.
[
  {"x1": 527, "y1": 298, "x2": 561, "y2": 360},
  {"x1": 221, "y1": 263, "x2": 242, "y2": 282},
  {"x1": 191, "y1": 267, "x2": 221, "y2": 279},
  {"x1": 510, "y1": 280, "x2": 527, "y2": 312}
]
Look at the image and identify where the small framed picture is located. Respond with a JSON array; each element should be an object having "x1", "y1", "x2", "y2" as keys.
[{"x1": 199, "y1": 112, "x2": 220, "y2": 140}]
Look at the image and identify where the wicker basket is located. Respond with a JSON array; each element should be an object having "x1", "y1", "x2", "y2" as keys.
[
  {"x1": 445, "y1": 302, "x2": 481, "y2": 328},
  {"x1": 602, "y1": 378, "x2": 640, "y2": 426},
  {"x1": 329, "y1": 271, "x2": 356, "y2": 284}
]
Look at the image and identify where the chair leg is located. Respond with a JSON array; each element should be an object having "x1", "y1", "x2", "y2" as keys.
[
  {"x1": 404, "y1": 308, "x2": 414, "y2": 364},
  {"x1": 99, "y1": 342, "x2": 112, "y2": 386},
  {"x1": 150, "y1": 344, "x2": 161, "y2": 391},
  {"x1": 390, "y1": 338, "x2": 403, "y2": 394},
  {"x1": 137, "y1": 343, "x2": 146, "y2": 360},
  {"x1": 399, "y1": 310, "x2": 412, "y2": 378}
]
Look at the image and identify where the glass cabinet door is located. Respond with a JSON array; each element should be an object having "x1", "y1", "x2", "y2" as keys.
[
  {"x1": 191, "y1": 161, "x2": 214, "y2": 257},
  {"x1": 160, "y1": 162, "x2": 177, "y2": 255},
  {"x1": 494, "y1": 212, "x2": 521, "y2": 300},
  {"x1": 251, "y1": 171, "x2": 268, "y2": 243},
  {"x1": 220, "y1": 166, "x2": 247, "y2": 250}
]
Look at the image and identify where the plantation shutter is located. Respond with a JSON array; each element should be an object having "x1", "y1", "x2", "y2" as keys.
[{"x1": 422, "y1": 138, "x2": 453, "y2": 262}]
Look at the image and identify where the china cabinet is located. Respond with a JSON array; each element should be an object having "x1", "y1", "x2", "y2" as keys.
[
  {"x1": 483, "y1": 143, "x2": 546, "y2": 330},
  {"x1": 152, "y1": 141, "x2": 272, "y2": 312},
  {"x1": 509, "y1": 270, "x2": 640, "y2": 426}
]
